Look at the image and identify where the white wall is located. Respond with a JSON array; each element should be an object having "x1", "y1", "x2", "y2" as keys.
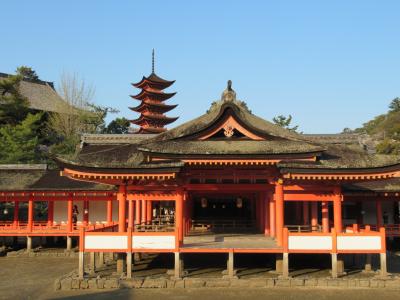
[{"x1": 54, "y1": 200, "x2": 115, "y2": 224}]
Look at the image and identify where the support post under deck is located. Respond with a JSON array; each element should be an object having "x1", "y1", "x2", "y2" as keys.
[
  {"x1": 174, "y1": 252, "x2": 183, "y2": 279},
  {"x1": 66, "y1": 236, "x2": 72, "y2": 251},
  {"x1": 90, "y1": 252, "x2": 96, "y2": 275},
  {"x1": 380, "y1": 252, "x2": 387, "y2": 277},
  {"x1": 26, "y1": 236, "x2": 32, "y2": 251},
  {"x1": 127, "y1": 252, "x2": 132, "y2": 279},
  {"x1": 282, "y1": 253, "x2": 289, "y2": 278},
  {"x1": 78, "y1": 251, "x2": 85, "y2": 279}
]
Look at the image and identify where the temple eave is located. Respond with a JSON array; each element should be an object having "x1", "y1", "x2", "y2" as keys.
[{"x1": 130, "y1": 91, "x2": 176, "y2": 101}]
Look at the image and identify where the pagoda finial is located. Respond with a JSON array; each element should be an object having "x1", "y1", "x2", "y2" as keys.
[{"x1": 152, "y1": 49, "x2": 155, "y2": 74}]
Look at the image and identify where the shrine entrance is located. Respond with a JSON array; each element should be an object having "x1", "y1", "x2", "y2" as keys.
[{"x1": 190, "y1": 194, "x2": 257, "y2": 234}]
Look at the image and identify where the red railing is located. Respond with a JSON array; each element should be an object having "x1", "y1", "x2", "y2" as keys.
[
  {"x1": 0, "y1": 221, "x2": 119, "y2": 234},
  {"x1": 344, "y1": 223, "x2": 400, "y2": 237}
]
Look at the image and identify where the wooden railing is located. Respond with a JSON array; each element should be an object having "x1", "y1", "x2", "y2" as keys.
[
  {"x1": 286, "y1": 224, "x2": 323, "y2": 233},
  {"x1": 346, "y1": 223, "x2": 400, "y2": 237},
  {"x1": 134, "y1": 222, "x2": 175, "y2": 232},
  {"x1": 190, "y1": 219, "x2": 256, "y2": 233},
  {"x1": 0, "y1": 221, "x2": 118, "y2": 233}
]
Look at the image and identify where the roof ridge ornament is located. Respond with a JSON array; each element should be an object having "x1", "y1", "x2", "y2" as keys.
[{"x1": 221, "y1": 80, "x2": 236, "y2": 102}]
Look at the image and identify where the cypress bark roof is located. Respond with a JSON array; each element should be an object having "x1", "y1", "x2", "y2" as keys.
[
  {"x1": 344, "y1": 178, "x2": 400, "y2": 192},
  {"x1": 0, "y1": 72, "x2": 73, "y2": 114},
  {"x1": 0, "y1": 165, "x2": 113, "y2": 191},
  {"x1": 57, "y1": 94, "x2": 400, "y2": 174},
  {"x1": 138, "y1": 140, "x2": 324, "y2": 155}
]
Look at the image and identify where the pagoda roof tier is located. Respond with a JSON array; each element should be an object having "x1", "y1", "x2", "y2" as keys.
[
  {"x1": 137, "y1": 127, "x2": 167, "y2": 134},
  {"x1": 130, "y1": 113, "x2": 179, "y2": 126},
  {"x1": 130, "y1": 89, "x2": 176, "y2": 101},
  {"x1": 129, "y1": 102, "x2": 178, "y2": 114},
  {"x1": 132, "y1": 73, "x2": 175, "y2": 90}
]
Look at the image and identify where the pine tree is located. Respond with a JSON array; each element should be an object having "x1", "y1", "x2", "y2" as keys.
[
  {"x1": 0, "y1": 113, "x2": 43, "y2": 163},
  {"x1": 272, "y1": 114, "x2": 299, "y2": 132},
  {"x1": 0, "y1": 74, "x2": 30, "y2": 125},
  {"x1": 16, "y1": 66, "x2": 39, "y2": 81}
]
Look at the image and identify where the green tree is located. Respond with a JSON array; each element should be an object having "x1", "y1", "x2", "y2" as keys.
[
  {"x1": 272, "y1": 114, "x2": 299, "y2": 132},
  {"x1": 0, "y1": 113, "x2": 43, "y2": 163},
  {"x1": 376, "y1": 139, "x2": 400, "y2": 155},
  {"x1": 389, "y1": 97, "x2": 400, "y2": 113},
  {"x1": 105, "y1": 117, "x2": 130, "y2": 134},
  {"x1": 16, "y1": 66, "x2": 39, "y2": 81},
  {"x1": 0, "y1": 74, "x2": 30, "y2": 125}
]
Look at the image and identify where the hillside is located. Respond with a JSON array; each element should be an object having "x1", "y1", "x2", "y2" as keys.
[{"x1": 348, "y1": 97, "x2": 400, "y2": 154}]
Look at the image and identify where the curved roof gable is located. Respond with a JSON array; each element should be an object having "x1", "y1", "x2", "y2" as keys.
[{"x1": 144, "y1": 99, "x2": 312, "y2": 143}]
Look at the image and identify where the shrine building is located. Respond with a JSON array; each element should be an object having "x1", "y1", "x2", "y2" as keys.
[{"x1": 1, "y1": 63, "x2": 400, "y2": 279}]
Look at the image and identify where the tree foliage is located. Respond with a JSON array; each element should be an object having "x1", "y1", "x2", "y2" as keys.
[
  {"x1": 272, "y1": 114, "x2": 299, "y2": 132},
  {"x1": 105, "y1": 117, "x2": 130, "y2": 134},
  {"x1": 0, "y1": 74, "x2": 30, "y2": 125},
  {"x1": 389, "y1": 97, "x2": 400, "y2": 113},
  {"x1": 16, "y1": 66, "x2": 39, "y2": 81},
  {"x1": 351, "y1": 97, "x2": 400, "y2": 155},
  {"x1": 0, "y1": 113, "x2": 43, "y2": 163}
]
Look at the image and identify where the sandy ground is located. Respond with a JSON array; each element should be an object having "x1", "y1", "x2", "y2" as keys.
[
  {"x1": 48, "y1": 288, "x2": 400, "y2": 300},
  {"x1": 0, "y1": 255, "x2": 400, "y2": 300},
  {"x1": 0, "y1": 256, "x2": 76, "y2": 300}
]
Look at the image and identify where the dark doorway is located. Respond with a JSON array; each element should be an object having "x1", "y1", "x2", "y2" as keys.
[{"x1": 191, "y1": 195, "x2": 256, "y2": 233}]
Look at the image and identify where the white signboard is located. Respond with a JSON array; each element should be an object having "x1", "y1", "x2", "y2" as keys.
[
  {"x1": 337, "y1": 236, "x2": 381, "y2": 250},
  {"x1": 132, "y1": 235, "x2": 175, "y2": 249},
  {"x1": 289, "y1": 236, "x2": 332, "y2": 250},
  {"x1": 85, "y1": 235, "x2": 127, "y2": 250}
]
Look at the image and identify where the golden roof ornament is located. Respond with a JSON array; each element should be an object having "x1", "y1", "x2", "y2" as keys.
[{"x1": 221, "y1": 80, "x2": 236, "y2": 102}]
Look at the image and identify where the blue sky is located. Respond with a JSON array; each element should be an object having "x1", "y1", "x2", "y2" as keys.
[{"x1": 1, "y1": 1, "x2": 399, "y2": 133}]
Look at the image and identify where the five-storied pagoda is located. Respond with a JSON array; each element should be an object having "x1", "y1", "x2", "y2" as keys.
[{"x1": 130, "y1": 50, "x2": 178, "y2": 133}]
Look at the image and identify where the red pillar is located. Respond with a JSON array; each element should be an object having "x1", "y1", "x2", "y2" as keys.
[
  {"x1": 67, "y1": 194, "x2": 73, "y2": 232},
  {"x1": 321, "y1": 201, "x2": 329, "y2": 233},
  {"x1": 302, "y1": 201, "x2": 309, "y2": 225},
  {"x1": 176, "y1": 190, "x2": 184, "y2": 243},
  {"x1": 269, "y1": 195, "x2": 276, "y2": 238},
  {"x1": 47, "y1": 200, "x2": 54, "y2": 226},
  {"x1": 141, "y1": 199, "x2": 146, "y2": 224},
  {"x1": 128, "y1": 199, "x2": 133, "y2": 229},
  {"x1": 107, "y1": 199, "x2": 113, "y2": 224},
  {"x1": 275, "y1": 180, "x2": 284, "y2": 246},
  {"x1": 311, "y1": 202, "x2": 318, "y2": 230},
  {"x1": 117, "y1": 185, "x2": 126, "y2": 232},
  {"x1": 146, "y1": 200, "x2": 152, "y2": 224},
  {"x1": 182, "y1": 193, "x2": 187, "y2": 236},
  {"x1": 333, "y1": 187, "x2": 342, "y2": 233},
  {"x1": 83, "y1": 200, "x2": 89, "y2": 226},
  {"x1": 376, "y1": 200, "x2": 382, "y2": 228},
  {"x1": 264, "y1": 193, "x2": 270, "y2": 236},
  {"x1": 13, "y1": 201, "x2": 19, "y2": 229},
  {"x1": 135, "y1": 200, "x2": 141, "y2": 225},
  {"x1": 28, "y1": 196, "x2": 34, "y2": 232}
]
